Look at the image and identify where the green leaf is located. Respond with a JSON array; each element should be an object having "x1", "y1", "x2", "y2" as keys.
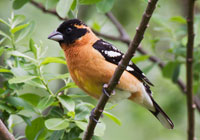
[
  {"x1": 131, "y1": 55, "x2": 149, "y2": 64},
  {"x1": 9, "y1": 75, "x2": 37, "y2": 84},
  {"x1": 41, "y1": 57, "x2": 66, "y2": 65},
  {"x1": 37, "y1": 96, "x2": 55, "y2": 110},
  {"x1": 75, "y1": 121, "x2": 105, "y2": 136},
  {"x1": 56, "y1": 0, "x2": 74, "y2": 18},
  {"x1": 142, "y1": 63, "x2": 155, "y2": 74},
  {"x1": 25, "y1": 117, "x2": 48, "y2": 140},
  {"x1": 5, "y1": 96, "x2": 35, "y2": 112},
  {"x1": 0, "y1": 18, "x2": 10, "y2": 27},
  {"x1": 162, "y1": 61, "x2": 180, "y2": 81},
  {"x1": 96, "y1": 0, "x2": 115, "y2": 13},
  {"x1": 13, "y1": 0, "x2": 30, "y2": 9},
  {"x1": 18, "y1": 114, "x2": 31, "y2": 126},
  {"x1": 71, "y1": 0, "x2": 77, "y2": 11},
  {"x1": 12, "y1": 15, "x2": 26, "y2": 28},
  {"x1": 0, "y1": 30, "x2": 11, "y2": 40},
  {"x1": 0, "y1": 68, "x2": 11, "y2": 73},
  {"x1": 79, "y1": 0, "x2": 102, "y2": 5},
  {"x1": 48, "y1": 73, "x2": 70, "y2": 82},
  {"x1": 45, "y1": 0, "x2": 59, "y2": 9},
  {"x1": 92, "y1": 21, "x2": 101, "y2": 32},
  {"x1": 56, "y1": 82, "x2": 78, "y2": 94},
  {"x1": 103, "y1": 111, "x2": 121, "y2": 125},
  {"x1": 45, "y1": 118, "x2": 69, "y2": 130},
  {"x1": 49, "y1": 130, "x2": 65, "y2": 140},
  {"x1": 170, "y1": 16, "x2": 186, "y2": 24},
  {"x1": 172, "y1": 63, "x2": 181, "y2": 83},
  {"x1": 10, "y1": 51, "x2": 37, "y2": 62},
  {"x1": 58, "y1": 95, "x2": 75, "y2": 111},
  {"x1": 11, "y1": 23, "x2": 29, "y2": 34},
  {"x1": 0, "y1": 37, "x2": 6, "y2": 45},
  {"x1": 16, "y1": 20, "x2": 36, "y2": 43},
  {"x1": 29, "y1": 38, "x2": 37, "y2": 58},
  {"x1": 0, "y1": 102, "x2": 16, "y2": 113},
  {"x1": 20, "y1": 93, "x2": 41, "y2": 106},
  {"x1": 11, "y1": 67, "x2": 28, "y2": 76}
]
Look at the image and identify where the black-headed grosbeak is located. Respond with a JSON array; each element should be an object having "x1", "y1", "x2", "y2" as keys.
[{"x1": 48, "y1": 19, "x2": 174, "y2": 129}]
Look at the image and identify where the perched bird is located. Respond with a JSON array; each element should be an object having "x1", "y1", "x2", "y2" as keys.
[{"x1": 48, "y1": 19, "x2": 174, "y2": 129}]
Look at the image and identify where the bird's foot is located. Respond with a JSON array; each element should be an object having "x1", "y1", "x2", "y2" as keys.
[
  {"x1": 90, "y1": 108, "x2": 103, "y2": 123},
  {"x1": 103, "y1": 84, "x2": 115, "y2": 97}
]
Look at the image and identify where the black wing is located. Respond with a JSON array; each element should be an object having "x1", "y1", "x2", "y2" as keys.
[{"x1": 93, "y1": 39, "x2": 154, "y2": 87}]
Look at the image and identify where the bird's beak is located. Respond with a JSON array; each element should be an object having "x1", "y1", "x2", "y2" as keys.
[{"x1": 48, "y1": 31, "x2": 63, "y2": 42}]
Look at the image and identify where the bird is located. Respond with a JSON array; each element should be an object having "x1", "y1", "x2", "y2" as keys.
[{"x1": 48, "y1": 19, "x2": 174, "y2": 129}]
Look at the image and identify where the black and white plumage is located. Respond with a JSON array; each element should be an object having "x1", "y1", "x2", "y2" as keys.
[{"x1": 93, "y1": 39, "x2": 154, "y2": 90}]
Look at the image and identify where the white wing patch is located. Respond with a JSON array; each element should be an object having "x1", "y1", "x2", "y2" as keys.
[
  {"x1": 104, "y1": 51, "x2": 122, "y2": 57},
  {"x1": 126, "y1": 66, "x2": 134, "y2": 71}
]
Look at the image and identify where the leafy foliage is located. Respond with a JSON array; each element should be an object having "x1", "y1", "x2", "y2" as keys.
[{"x1": 0, "y1": 11, "x2": 120, "y2": 140}]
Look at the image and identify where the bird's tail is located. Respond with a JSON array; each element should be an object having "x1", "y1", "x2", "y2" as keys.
[{"x1": 149, "y1": 97, "x2": 174, "y2": 129}]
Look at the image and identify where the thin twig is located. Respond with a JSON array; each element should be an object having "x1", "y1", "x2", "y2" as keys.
[
  {"x1": 30, "y1": 0, "x2": 67, "y2": 20},
  {"x1": 0, "y1": 120, "x2": 15, "y2": 140},
  {"x1": 186, "y1": 0, "x2": 195, "y2": 139},
  {"x1": 105, "y1": 12, "x2": 129, "y2": 40},
  {"x1": 82, "y1": 0, "x2": 159, "y2": 139}
]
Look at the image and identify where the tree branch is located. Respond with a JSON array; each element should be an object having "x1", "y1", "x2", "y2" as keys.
[
  {"x1": 0, "y1": 120, "x2": 15, "y2": 140},
  {"x1": 30, "y1": 0, "x2": 67, "y2": 20},
  {"x1": 105, "y1": 12, "x2": 129, "y2": 40},
  {"x1": 82, "y1": 0, "x2": 159, "y2": 139},
  {"x1": 186, "y1": 0, "x2": 196, "y2": 139}
]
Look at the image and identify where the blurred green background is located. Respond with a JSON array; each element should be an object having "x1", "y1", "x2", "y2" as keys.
[{"x1": 0, "y1": 0, "x2": 200, "y2": 140}]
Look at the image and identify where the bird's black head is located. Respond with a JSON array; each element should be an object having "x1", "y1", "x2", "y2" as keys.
[{"x1": 48, "y1": 19, "x2": 89, "y2": 45}]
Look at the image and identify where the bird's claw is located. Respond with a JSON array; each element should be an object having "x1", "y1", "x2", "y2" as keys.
[
  {"x1": 103, "y1": 84, "x2": 115, "y2": 97},
  {"x1": 90, "y1": 108, "x2": 102, "y2": 123}
]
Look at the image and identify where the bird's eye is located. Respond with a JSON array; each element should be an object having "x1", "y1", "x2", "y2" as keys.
[{"x1": 66, "y1": 27, "x2": 72, "y2": 33}]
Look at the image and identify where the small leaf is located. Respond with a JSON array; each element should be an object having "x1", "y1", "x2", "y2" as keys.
[
  {"x1": 0, "y1": 68, "x2": 11, "y2": 73},
  {"x1": 45, "y1": 0, "x2": 59, "y2": 9},
  {"x1": 96, "y1": 0, "x2": 115, "y2": 13},
  {"x1": 16, "y1": 20, "x2": 35, "y2": 43},
  {"x1": 48, "y1": 73, "x2": 70, "y2": 82},
  {"x1": 103, "y1": 111, "x2": 121, "y2": 125},
  {"x1": 49, "y1": 130, "x2": 65, "y2": 140},
  {"x1": 20, "y1": 93, "x2": 41, "y2": 106},
  {"x1": 170, "y1": 16, "x2": 186, "y2": 24},
  {"x1": 172, "y1": 63, "x2": 181, "y2": 83},
  {"x1": 9, "y1": 75, "x2": 37, "y2": 84},
  {"x1": 13, "y1": 0, "x2": 30, "y2": 9},
  {"x1": 79, "y1": 0, "x2": 102, "y2": 5},
  {"x1": 56, "y1": 0, "x2": 74, "y2": 18},
  {"x1": 18, "y1": 114, "x2": 31, "y2": 126},
  {"x1": 5, "y1": 96, "x2": 35, "y2": 112},
  {"x1": 58, "y1": 95, "x2": 75, "y2": 111},
  {"x1": 56, "y1": 82, "x2": 78, "y2": 94},
  {"x1": 12, "y1": 15, "x2": 26, "y2": 28},
  {"x1": 37, "y1": 96, "x2": 55, "y2": 110},
  {"x1": 162, "y1": 61, "x2": 180, "y2": 80},
  {"x1": 71, "y1": 0, "x2": 77, "y2": 11},
  {"x1": 0, "y1": 18, "x2": 10, "y2": 27},
  {"x1": 92, "y1": 21, "x2": 101, "y2": 32},
  {"x1": 10, "y1": 51, "x2": 37, "y2": 62},
  {"x1": 11, "y1": 23, "x2": 29, "y2": 34},
  {"x1": 131, "y1": 55, "x2": 149, "y2": 64},
  {"x1": 0, "y1": 103, "x2": 15, "y2": 113},
  {"x1": 142, "y1": 63, "x2": 155, "y2": 74},
  {"x1": 45, "y1": 118, "x2": 69, "y2": 130},
  {"x1": 25, "y1": 117, "x2": 47, "y2": 140},
  {"x1": 29, "y1": 38, "x2": 37, "y2": 58},
  {"x1": 0, "y1": 30, "x2": 11, "y2": 40},
  {"x1": 41, "y1": 57, "x2": 66, "y2": 65},
  {"x1": 75, "y1": 121, "x2": 105, "y2": 136}
]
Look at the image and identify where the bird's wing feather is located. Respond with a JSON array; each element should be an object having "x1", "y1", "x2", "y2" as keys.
[{"x1": 92, "y1": 39, "x2": 154, "y2": 87}]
